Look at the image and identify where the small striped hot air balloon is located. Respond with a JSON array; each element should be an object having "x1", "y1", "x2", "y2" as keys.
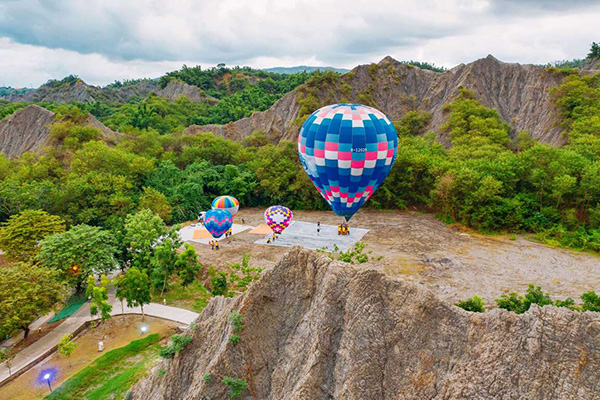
[
  {"x1": 211, "y1": 195, "x2": 240, "y2": 217},
  {"x1": 264, "y1": 205, "x2": 293, "y2": 234},
  {"x1": 204, "y1": 209, "x2": 233, "y2": 239}
]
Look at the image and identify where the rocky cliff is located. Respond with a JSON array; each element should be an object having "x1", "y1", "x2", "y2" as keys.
[
  {"x1": 185, "y1": 55, "x2": 568, "y2": 145},
  {"x1": 0, "y1": 105, "x2": 119, "y2": 158},
  {"x1": 131, "y1": 247, "x2": 600, "y2": 400},
  {"x1": 1, "y1": 78, "x2": 212, "y2": 105},
  {"x1": 157, "y1": 80, "x2": 218, "y2": 104}
]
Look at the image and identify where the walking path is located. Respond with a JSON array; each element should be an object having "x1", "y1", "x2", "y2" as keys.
[{"x1": 0, "y1": 295, "x2": 200, "y2": 386}]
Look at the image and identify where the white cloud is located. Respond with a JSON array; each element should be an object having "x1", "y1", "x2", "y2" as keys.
[
  {"x1": 0, "y1": 0, "x2": 598, "y2": 87},
  {"x1": 0, "y1": 38, "x2": 193, "y2": 87}
]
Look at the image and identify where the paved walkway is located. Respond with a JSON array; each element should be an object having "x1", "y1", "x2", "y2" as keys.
[{"x1": 0, "y1": 295, "x2": 199, "y2": 385}]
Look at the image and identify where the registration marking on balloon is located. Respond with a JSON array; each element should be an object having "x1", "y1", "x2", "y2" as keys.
[{"x1": 298, "y1": 103, "x2": 398, "y2": 221}]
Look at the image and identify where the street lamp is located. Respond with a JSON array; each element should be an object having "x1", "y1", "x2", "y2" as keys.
[
  {"x1": 140, "y1": 324, "x2": 149, "y2": 335},
  {"x1": 43, "y1": 373, "x2": 53, "y2": 392}
]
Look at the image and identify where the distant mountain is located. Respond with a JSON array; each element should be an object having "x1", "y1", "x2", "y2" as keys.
[
  {"x1": 185, "y1": 55, "x2": 573, "y2": 146},
  {"x1": 0, "y1": 86, "x2": 34, "y2": 97},
  {"x1": 264, "y1": 66, "x2": 350, "y2": 74}
]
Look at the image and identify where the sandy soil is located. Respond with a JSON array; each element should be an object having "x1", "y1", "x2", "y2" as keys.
[
  {"x1": 0, "y1": 315, "x2": 179, "y2": 400},
  {"x1": 193, "y1": 208, "x2": 600, "y2": 306}
]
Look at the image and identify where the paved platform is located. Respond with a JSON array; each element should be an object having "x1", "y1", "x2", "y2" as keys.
[
  {"x1": 254, "y1": 220, "x2": 369, "y2": 251},
  {"x1": 179, "y1": 223, "x2": 252, "y2": 245}
]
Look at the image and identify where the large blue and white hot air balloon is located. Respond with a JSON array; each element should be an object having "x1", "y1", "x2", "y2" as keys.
[{"x1": 298, "y1": 103, "x2": 398, "y2": 221}]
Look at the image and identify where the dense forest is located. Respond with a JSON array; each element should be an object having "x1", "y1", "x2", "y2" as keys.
[
  {"x1": 1, "y1": 53, "x2": 600, "y2": 342},
  {"x1": 0, "y1": 67, "x2": 600, "y2": 252}
]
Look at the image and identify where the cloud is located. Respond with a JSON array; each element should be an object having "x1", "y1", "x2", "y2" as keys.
[
  {"x1": 0, "y1": 0, "x2": 484, "y2": 63},
  {"x1": 0, "y1": 0, "x2": 599, "y2": 87},
  {"x1": 0, "y1": 38, "x2": 192, "y2": 87}
]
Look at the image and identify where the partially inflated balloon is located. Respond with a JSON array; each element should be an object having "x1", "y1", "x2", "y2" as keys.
[
  {"x1": 204, "y1": 209, "x2": 232, "y2": 239},
  {"x1": 298, "y1": 103, "x2": 398, "y2": 221},
  {"x1": 211, "y1": 195, "x2": 240, "y2": 217},
  {"x1": 264, "y1": 205, "x2": 293, "y2": 234}
]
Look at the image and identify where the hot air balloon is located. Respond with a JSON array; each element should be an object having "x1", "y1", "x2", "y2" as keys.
[
  {"x1": 211, "y1": 195, "x2": 240, "y2": 217},
  {"x1": 298, "y1": 103, "x2": 398, "y2": 221},
  {"x1": 264, "y1": 205, "x2": 293, "y2": 234},
  {"x1": 204, "y1": 209, "x2": 233, "y2": 239}
]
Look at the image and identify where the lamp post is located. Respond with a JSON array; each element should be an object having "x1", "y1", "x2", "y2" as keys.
[
  {"x1": 140, "y1": 324, "x2": 148, "y2": 335},
  {"x1": 43, "y1": 373, "x2": 52, "y2": 392}
]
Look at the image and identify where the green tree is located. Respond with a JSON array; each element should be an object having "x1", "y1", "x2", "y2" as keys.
[
  {"x1": 588, "y1": 42, "x2": 600, "y2": 60},
  {"x1": 124, "y1": 209, "x2": 168, "y2": 269},
  {"x1": 0, "y1": 263, "x2": 66, "y2": 338},
  {"x1": 86, "y1": 275, "x2": 112, "y2": 326},
  {"x1": 37, "y1": 225, "x2": 117, "y2": 291},
  {"x1": 0, "y1": 210, "x2": 65, "y2": 262},
  {"x1": 150, "y1": 228, "x2": 182, "y2": 295},
  {"x1": 139, "y1": 187, "x2": 172, "y2": 223},
  {"x1": 176, "y1": 244, "x2": 200, "y2": 290},
  {"x1": 115, "y1": 267, "x2": 152, "y2": 319},
  {"x1": 57, "y1": 333, "x2": 77, "y2": 366}
]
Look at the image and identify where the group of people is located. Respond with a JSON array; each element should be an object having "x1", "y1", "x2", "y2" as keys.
[
  {"x1": 209, "y1": 240, "x2": 220, "y2": 250},
  {"x1": 266, "y1": 232, "x2": 278, "y2": 244},
  {"x1": 224, "y1": 228, "x2": 233, "y2": 238},
  {"x1": 338, "y1": 223, "x2": 350, "y2": 236}
]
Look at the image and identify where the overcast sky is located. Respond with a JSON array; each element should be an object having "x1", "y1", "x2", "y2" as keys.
[{"x1": 1, "y1": 0, "x2": 599, "y2": 88}]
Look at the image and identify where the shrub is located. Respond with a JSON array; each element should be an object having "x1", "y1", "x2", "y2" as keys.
[
  {"x1": 222, "y1": 376, "x2": 248, "y2": 399},
  {"x1": 229, "y1": 311, "x2": 244, "y2": 332},
  {"x1": 581, "y1": 291, "x2": 600, "y2": 312},
  {"x1": 496, "y1": 292, "x2": 526, "y2": 314},
  {"x1": 455, "y1": 295, "x2": 485, "y2": 312},
  {"x1": 229, "y1": 333, "x2": 240, "y2": 346},
  {"x1": 554, "y1": 297, "x2": 578, "y2": 310},
  {"x1": 210, "y1": 271, "x2": 228, "y2": 296},
  {"x1": 523, "y1": 284, "x2": 553, "y2": 310},
  {"x1": 496, "y1": 284, "x2": 553, "y2": 314},
  {"x1": 157, "y1": 368, "x2": 166, "y2": 378},
  {"x1": 159, "y1": 334, "x2": 192, "y2": 359},
  {"x1": 203, "y1": 373, "x2": 211, "y2": 382}
]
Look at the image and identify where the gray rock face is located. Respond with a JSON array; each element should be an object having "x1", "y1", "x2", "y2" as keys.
[
  {"x1": 0, "y1": 105, "x2": 120, "y2": 158},
  {"x1": 157, "y1": 80, "x2": 218, "y2": 104},
  {"x1": 3, "y1": 79, "x2": 161, "y2": 104},
  {"x1": 131, "y1": 248, "x2": 600, "y2": 400},
  {"x1": 0, "y1": 105, "x2": 55, "y2": 158},
  {"x1": 185, "y1": 55, "x2": 567, "y2": 146}
]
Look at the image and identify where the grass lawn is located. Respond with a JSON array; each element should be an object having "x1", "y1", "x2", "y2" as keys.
[
  {"x1": 152, "y1": 280, "x2": 212, "y2": 313},
  {"x1": 46, "y1": 334, "x2": 161, "y2": 400}
]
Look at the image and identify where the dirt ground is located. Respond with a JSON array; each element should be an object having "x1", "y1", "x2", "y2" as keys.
[
  {"x1": 193, "y1": 208, "x2": 600, "y2": 306},
  {"x1": 0, "y1": 315, "x2": 179, "y2": 400}
]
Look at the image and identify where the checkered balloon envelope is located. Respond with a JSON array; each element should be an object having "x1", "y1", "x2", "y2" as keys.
[
  {"x1": 264, "y1": 205, "x2": 293, "y2": 234},
  {"x1": 298, "y1": 103, "x2": 398, "y2": 221},
  {"x1": 205, "y1": 208, "x2": 233, "y2": 238}
]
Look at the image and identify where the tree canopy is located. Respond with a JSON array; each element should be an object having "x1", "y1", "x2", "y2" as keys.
[{"x1": 37, "y1": 224, "x2": 117, "y2": 290}]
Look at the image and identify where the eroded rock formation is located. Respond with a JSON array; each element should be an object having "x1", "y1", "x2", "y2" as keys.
[{"x1": 132, "y1": 247, "x2": 600, "y2": 399}]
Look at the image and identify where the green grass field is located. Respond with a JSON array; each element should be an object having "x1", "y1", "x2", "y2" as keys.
[
  {"x1": 45, "y1": 334, "x2": 162, "y2": 400},
  {"x1": 152, "y1": 280, "x2": 211, "y2": 313}
]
